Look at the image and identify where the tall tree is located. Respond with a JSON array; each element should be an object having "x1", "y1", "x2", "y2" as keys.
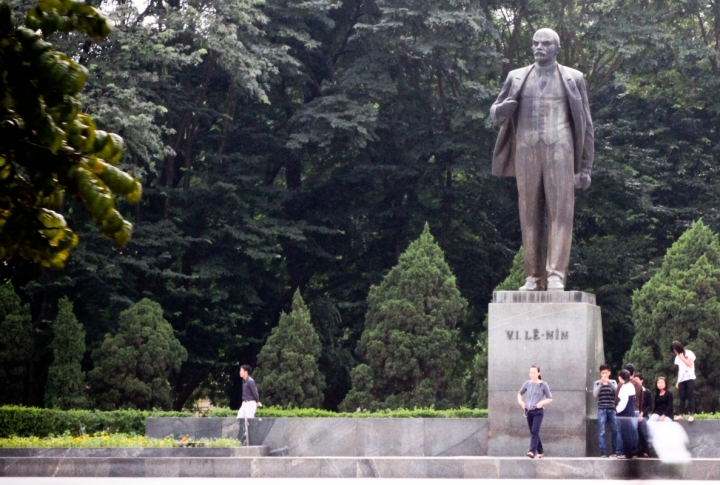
[
  {"x1": 255, "y1": 289, "x2": 325, "y2": 408},
  {"x1": 625, "y1": 220, "x2": 720, "y2": 412},
  {"x1": 0, "y1": 282, "x2": 33, "y2": 404},
  {"x1": 341, "y1": 223, "x2": 467, "y2": 410},
  {"x1": 88, "y1": 298, "x2": 187, "y2": 410},
  {"x1": 44, "y1": 297, "x2": 88, "y2": 409}
]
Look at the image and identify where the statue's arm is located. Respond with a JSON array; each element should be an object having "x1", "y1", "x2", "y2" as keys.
[
  {"x1": 578, "y1": 74, "x2": 594, "y2": 172},
  {"x1": 489, "y1": 73, "x2": 515, "y2": 126}
]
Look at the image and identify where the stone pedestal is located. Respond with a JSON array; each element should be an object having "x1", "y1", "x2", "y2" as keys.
[{"x1": 487, "y1": 291, "x2": 604, "y2": 457}]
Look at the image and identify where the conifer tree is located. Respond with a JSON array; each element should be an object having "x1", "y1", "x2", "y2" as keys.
[
  {"x1": 0, "y1": 282, "x2": 33, "y2": 404},
  {"x1": 340, "y1": 223, "x2": 468, "y2": 411},
  {"x1": 88, "y1": 298, "x2": 187, "y2": 410},
  {"x1": 468, "y1": 247, "x2": 525, "y2": 408},
  {"x1": 255, "y1": 289, "x2": 325, "y2": 407},
  {"x1": 625, "y1": 220, "x2": 720, "y2": 412},
  {"x1": 45, "y1": 297, "x2": 88, "y2": 409}
]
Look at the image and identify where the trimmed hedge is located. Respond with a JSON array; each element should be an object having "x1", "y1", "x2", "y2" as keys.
[
  {"x1": 0, "y1": 405, "x2": 488, "y2": 438},
  {"x1": 0, "y1": 406, "x2": 191, "y2": 437}
]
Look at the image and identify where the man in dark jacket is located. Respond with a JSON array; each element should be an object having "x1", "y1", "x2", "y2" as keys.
[{"x1": 637, "y1": 373, "x2": 652, "y2": 457}]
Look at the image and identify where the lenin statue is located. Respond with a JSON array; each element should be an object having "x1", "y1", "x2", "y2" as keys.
[{"x1": 490, "y1": 28, "x2": 594, "y2": 291}]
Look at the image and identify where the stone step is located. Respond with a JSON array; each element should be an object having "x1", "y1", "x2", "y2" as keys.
[{"x1": 0, "y1": 456, "x2": 715, "y2": 479}]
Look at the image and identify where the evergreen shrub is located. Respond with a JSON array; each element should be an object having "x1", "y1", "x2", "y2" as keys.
[
  {"x1": 341, "y1": 223, "x2": 468, "y2": 411},
  {"x1": 255, "y1": 289, "x2": 325, "y2": 407}
]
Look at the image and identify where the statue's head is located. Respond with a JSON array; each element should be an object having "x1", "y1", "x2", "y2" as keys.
[{"x1": 532, "y1": 28, "x2": 560, "y2": 65}]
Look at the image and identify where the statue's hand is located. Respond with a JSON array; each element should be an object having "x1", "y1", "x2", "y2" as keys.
[
  {"x1": 495, "y1": 99, "x2": 518, "y2": 119},
  {"x1": 574, "y1": 169, "x2": 591, "y2": 190}
]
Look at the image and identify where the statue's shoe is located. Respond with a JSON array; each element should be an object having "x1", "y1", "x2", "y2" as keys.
[
  {"x1": 519, "y1": 278, "x2": 542, "y2": 291},
  {"x1": 547, "y1": 276, "x2": 564, "y2": 291}
]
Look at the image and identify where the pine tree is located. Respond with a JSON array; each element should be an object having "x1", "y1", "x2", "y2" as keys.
[
  {"x1": 625, "y1": 220, "x2": 720, "y2": 412},
  {"x1": 255, "y1": 289, "x2": 325, "y2": 407},
  {"x1": 340, "y1": 223, "x2": 468, "y2": 411},
  {"x1": 45, "y1": 297, "x2": 88, "y2": 409},
  {"x1": 468, "y1": 247, "x2": 525, "y2": 408},
  {"x1": 0, "y1": 282, "x2": 33, "y2": 405},
  {"x1": 88, "y1": 298, "x2": 187, "y2": 410}
]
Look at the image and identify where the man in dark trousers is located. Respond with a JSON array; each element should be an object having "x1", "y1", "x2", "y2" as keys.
[
  {"x1": 624, "y1": 363, "x2": 643, "y2": 457},
  {"x1": 637, "y1": 373, "x2": 652, "y2": 458},
  {"x1": 237, "y1": 364, "x2": 262, "y2": 419}
]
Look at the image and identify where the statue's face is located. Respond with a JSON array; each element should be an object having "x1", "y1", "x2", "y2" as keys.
[{"x1": 532, "y1": 30, "x2": 559, "y2": 64}]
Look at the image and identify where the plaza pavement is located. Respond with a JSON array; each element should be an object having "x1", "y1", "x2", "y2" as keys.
[{"x1": 3, "y1": 479, "x2": 720, "y2": 485}]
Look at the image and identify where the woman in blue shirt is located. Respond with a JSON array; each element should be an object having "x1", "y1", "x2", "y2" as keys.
[{"x1": 517, "y1": 365, "x2": 553, "y2": 459}]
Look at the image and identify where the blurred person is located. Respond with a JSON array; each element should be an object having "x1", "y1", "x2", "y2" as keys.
[
  {"x1": 671, "y1": 341, "x2": 696, "y2": 422},
  {"x1": 592, "y1": 364, "x2": 621, "y2": 457},
  {"x1": 647, "y1": 419, "x2": 691, "y2": 464},
  {"x1": 518, "y1": 365, "x2": 553, "y2": 459}
]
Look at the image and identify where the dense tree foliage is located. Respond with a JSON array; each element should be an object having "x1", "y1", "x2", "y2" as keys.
[
  {"x1": 0, "y1": 0, "x2": 140, "y2": 268},
  {"x1": 626, "y1": 221, "x2": 720, "y2": 412},
  {"x1": 255, "y1": 289, "x2": 324, "y2": 408},
  {"x1": 44, "y1": 297, "x2": 88, "y2": 409},
  {"x1": 88, "y1": 299, "x2": 187, "y2": 410},
  {"x1": 340, "y1": 224, "x2": 467, "y2": 410},
  {"x1": 2, "y1": 0, "x2": 720, "y2": 410}
]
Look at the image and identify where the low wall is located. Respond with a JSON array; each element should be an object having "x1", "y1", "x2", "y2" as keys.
[
  {"x1": 147, "y1": 417, "x2": 720, "y2": 458},
  {"x1": 587, "y1": 419, "x2": 720, "y2": 458},
  {"x1": 146, "y1": 418, "x2": 488, "y2": 457}
]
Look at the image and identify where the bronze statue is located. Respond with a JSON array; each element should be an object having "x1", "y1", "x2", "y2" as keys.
[{"x1": 490, "y1": 28, "x2": 594, "y2": 291}]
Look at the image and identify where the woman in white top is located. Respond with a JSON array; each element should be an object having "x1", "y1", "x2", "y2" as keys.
[{"x1": 671, "y1": 341, "x2": 696, "y2": 422}]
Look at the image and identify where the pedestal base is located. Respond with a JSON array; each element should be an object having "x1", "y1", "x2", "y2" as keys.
[{"x1": 487, "y1": 291, "x2": 604, "y2": 457}]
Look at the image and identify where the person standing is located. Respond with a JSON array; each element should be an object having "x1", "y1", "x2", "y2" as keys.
[
  {"x1": 637, "y1": 373, "x2": 652, "y2": 458},
  {"x1": 237, "y1": 364, "x2": 262, "y2": 419},
  {"x1": 671, "y1": 341, "x2": 696, "y2": 422},
  {"x1": 593, "y1": 364, "x2": 621, "y2": 457},
  {"x1": 616, "y1": 369, "x2": 636, "y2": 460},
  {"x1": 518, "y1": 365, "x2": 553, "y2": 459},
  {"x1": 624, "y1": 363, "x2": 643, "y2": 457}
]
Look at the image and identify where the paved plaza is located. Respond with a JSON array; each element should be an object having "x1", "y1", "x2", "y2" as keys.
[{"x1": 4, "y1": 479, "x2": 720, "y2": 485}]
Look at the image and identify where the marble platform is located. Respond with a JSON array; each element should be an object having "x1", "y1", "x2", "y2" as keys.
[
  {"x1": 146, "y1": 418, "x2": 488, "y2": 457},
  {"x1": 493, "y1": 291, "x2": 596, "y2": 304},
  {"x1": 146, "y1": 417, "x2": 720, "y2": 458},
  {"x1": 2, "y1": 456, "x2": 720, "y2": 479}
]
